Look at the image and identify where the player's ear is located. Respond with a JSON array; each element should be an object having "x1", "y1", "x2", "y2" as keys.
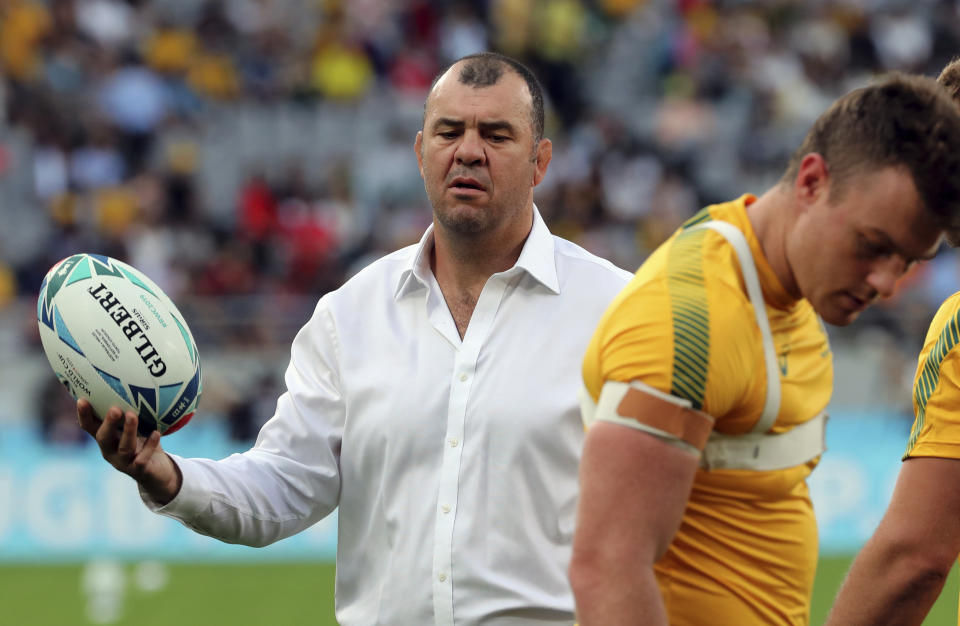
[
  {"x1": 414, "y1": 131, "x2": 425, "y2": 178},
  {"x1": 532, "y1": 138, "x2": 552, "y2": 187},
  {"x1": 794, "y1": 153, "x2": 829, "y2": 209}
]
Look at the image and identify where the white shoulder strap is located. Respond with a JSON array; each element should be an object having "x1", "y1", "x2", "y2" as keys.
[{"x1": 688, "y1": 221, "x2": 780, "y2": 434}]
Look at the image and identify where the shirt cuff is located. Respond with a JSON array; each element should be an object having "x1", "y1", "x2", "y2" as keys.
[{"x1": 139, "y1": 453, "x2": 210, "y2": 518}]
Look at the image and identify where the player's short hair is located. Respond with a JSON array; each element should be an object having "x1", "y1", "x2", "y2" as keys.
[
  {"x1": 937, "y1": 59, "x2": 960, "y2": 245},
  {"x1": 938, "y1": 57, "x2": 960, "y2": 102},
  {"x1": 424, "y1": 52, "x2": 546, "y2": 145},
  {"x1": 781, "y1": 73, "x2": 960, "y2": 230}
]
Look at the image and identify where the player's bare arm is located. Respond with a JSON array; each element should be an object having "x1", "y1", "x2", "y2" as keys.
[
  {"x1": 826, "y1": 456, "x2": 960, "y2": 625},
  {"x1": 570, "y1": 418, "x2": 700, "y2": 625},
  {"x1": 77, "y1": 398, "x2": 182, "y2": 505}
]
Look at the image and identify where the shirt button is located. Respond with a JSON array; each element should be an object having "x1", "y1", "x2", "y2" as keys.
[
  {"x1": 449, "y1": 437, "x2": 459, "y2": 447},
  {"x1": 459, "y1": 373, "x2": 468, "y2": 382},
  {"x1": 438, "y1": 572, "x2": 447, "y2": 582},
  {"x1": 441, "y1": 504, "x2": 451, "y2": 514}
]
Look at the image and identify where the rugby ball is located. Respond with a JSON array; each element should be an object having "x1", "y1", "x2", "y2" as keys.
[{"x1": 37, "y1": 253, "x2": 201, "y2": 436}]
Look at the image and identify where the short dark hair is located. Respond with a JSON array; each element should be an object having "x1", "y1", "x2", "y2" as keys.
[
  {"x1": 425, "y1": 52, "x2": 546, "y2": 145},
  {"x1": 939, "y1": 57, "x2": 960, "y2": 102},
  {"x1": 781, "y1": 73, "x2": 960, "y2": 229},
  {"x1": 938, "y1": 59, "x2": 960, "y2": 245}
]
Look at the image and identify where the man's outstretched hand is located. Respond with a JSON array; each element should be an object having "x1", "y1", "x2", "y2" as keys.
[{"x1": 77, "y1": 399, "x2": 182, "y2": 505}]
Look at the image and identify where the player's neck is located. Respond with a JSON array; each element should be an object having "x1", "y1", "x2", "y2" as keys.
[{"x1": 746, "y1": 187, "x2": 801, "y2": 299}]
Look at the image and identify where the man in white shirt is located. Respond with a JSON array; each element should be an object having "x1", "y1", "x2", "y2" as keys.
[{"x1": 77, "y1": 52, "x2": 631, "y2": 625}]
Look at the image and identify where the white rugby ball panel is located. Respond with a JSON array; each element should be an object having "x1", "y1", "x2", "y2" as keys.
[{"x1": 37, "y1": 253, "x2": 201, "y2": 435}]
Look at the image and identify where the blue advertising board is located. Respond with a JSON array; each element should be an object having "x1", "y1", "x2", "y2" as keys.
[
  {"x1": 0, "y1": 411, "x2": 915, "y2": 561},
  {"x1": 0, "y1": 421, "x2": 337, "y2": 562},
  {"x1": 809, "y1": 410, "x2": 912, "y2": 555}
]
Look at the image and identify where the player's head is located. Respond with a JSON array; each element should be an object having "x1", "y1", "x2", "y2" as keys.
[
  {"x1": 938, "y1": 57, "x2": 960, "y2": 101},
  {"x1": 779, "y1": 73, "x2": 960, "y2": 326},
  {"x1": 415, "y1": 53, "x2": 552, "y2": 240},
  {"x1": 938, "y1": 57, "x2": 960, "y2": 246}
]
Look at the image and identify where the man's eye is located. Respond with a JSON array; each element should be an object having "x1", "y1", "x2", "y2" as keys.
[
  {"x1": 858, "y1": 237, "x2": 889, "y2": 258},
  {"x1": 489, "y1": 135, "x2": 508, "y2": 142}
]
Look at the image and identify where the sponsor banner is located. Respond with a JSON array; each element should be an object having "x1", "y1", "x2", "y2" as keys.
[
  {"x1": 0, "y1": 411, "x2": 913, "y2": 561},
  {"x1": 0, "y1": 422, "x2": 337, "y2": 562},
  {"x1": 809, "y1": 411, "x2": 910, "y2": 554}
]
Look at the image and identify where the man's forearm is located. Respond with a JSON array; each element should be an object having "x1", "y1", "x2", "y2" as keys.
[
  {"x1": 827, "y1": 541, "x2": 947, "y2": 626},
  {"x1": 573, "y1": 566, "x2": 668, "y2": 626}
]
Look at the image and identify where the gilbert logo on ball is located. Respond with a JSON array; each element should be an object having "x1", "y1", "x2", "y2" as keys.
[{"x1": 37, "y1": 254, "x2": 201, "y2": 436}]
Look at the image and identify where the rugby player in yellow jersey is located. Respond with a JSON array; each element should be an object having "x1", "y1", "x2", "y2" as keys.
[
  {"x1": 827, "y1": 60, "x2": 960, "y2": 626},
  {"x1": 569, "y1": 73, "x2": 960, "y2": 625}
]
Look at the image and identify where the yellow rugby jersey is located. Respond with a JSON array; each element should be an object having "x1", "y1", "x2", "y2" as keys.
[
  {"x1": 903, "y1": 292, "x2": 960, "y2": 626},
  {"x1": 582, "y1": 194, "x2": 833, "y2": 625},
  {"x1": 905, "y1": 291, "x2": 960, "y2": 461}
]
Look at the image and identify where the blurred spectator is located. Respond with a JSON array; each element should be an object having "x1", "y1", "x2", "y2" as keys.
[
  {"x1": 0, "y1": 261, "x2": 16, "y2": 309},
  {"x1": 870, "y1": 8, "x2": 933, "y2": 72},
  {"x1": 2, "y1": 0, "x2": 958, "y2": 430},
  {"x1": 75, "y1": 0, "x2": 138, "y2": 50},
  {"x1": 226, "y1": 372, "x2": 282, "y2": 443},
  {"x1": 96, "y1": 50, "x2": 169, "y2": 174},
  {"x1": 143, "y1": 19, "x2": 196, "y2": 77},
  {"x1": 438, "y1": 1, "x2": 487, "y2": 63},
  {"x1": 32, "y1": 133, "x2": 69, "y2": 201},
  {"x1": 70, "y1": 121, "x2": 125, "y2": 189},
  {"x1": 37, "y1": 375, "x2": 87, "y2": 445},
  {"x1": 0, "y1": 0, "x2": 51, "y2": 83},
  {"x1": 387, "y1": 43, "x2": 436, "y2": 94},
  {"x1": 310, "y1": 19, "x2": 374, "y2": 100}
]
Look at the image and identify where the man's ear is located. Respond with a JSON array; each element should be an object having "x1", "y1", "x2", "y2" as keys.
[
  {"x1": 793, "y1": 153, "x2": 830, "y2": 209},
  {"x1": 532, "y1": 138, "x2": 552, "y2": 187},
  {"x1": 414, "y1": 131, "x2": 425, "y2": 178}
]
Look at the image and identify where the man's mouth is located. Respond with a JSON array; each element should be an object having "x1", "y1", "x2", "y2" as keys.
[
  {"x1": 843, "y1": 292, "x2": 871, "y2": 311},
  {"x1": 449, "y1": 177, "x2": 485, "y2": 191}
]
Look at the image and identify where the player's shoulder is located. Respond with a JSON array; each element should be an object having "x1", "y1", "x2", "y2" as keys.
[
  {"x1": 598, "y1": 226, "x2": 755, "y2": 355},
  {"x1": 551, "y1": 235, "x2": 633, "y2": 288},
  {"x1": 920, "y1": 290, "x2": 960, "y2": 352},
  {"x1": 933, "y1": 290, "x2": 960, "y2": 321},
  {"x1": 631, "y1": 225, "x2": 749, "y2": 300}
]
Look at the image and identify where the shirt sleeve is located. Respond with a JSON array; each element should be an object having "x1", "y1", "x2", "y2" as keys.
[
  {"x1": 906, "y1": 300, "x2": 960, "y2": 460},
  {"x1": 596, "y1": 229, "x2": 762, "y2": 425},
  {"x1": 143, "y1": 297, "x2": 344, "y2": 547}
]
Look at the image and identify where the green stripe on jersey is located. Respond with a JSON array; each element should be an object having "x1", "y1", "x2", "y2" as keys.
[
  {"x1": 681, "y1": 206, "x2": 712, "y2": 229},
  {"x1": 906, "y1": 311, "x2": 960, "y2": 455},
  {"x1": 667, "y1": 228, "x2": 709, "y2": 409}
]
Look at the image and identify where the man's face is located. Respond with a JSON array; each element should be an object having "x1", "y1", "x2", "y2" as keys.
[
  {"x1": 788, "y1": 165, "x2": 943, "y2": 326},
  {"x1": 415, "y1": 66, "x2": 550, "y2": 239}
]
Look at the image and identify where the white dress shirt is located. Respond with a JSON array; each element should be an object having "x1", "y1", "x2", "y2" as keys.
[{"x1": 148, "y1": 208, "x2": 631, "y2": 625}]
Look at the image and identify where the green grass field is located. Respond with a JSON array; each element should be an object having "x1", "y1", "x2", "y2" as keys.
[{"x1": 1, "y1": 557, "x2": 956, "y2": 625}]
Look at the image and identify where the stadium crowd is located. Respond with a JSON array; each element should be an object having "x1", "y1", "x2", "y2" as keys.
[{"x1": 4, "y1": 0, "x2": 960, "y2": 442}]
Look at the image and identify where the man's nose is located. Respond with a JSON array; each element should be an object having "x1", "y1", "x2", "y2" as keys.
[
  {"x1": 455, "y1": 131, "x2": 485, "y2": 166},
  {"x1": 866, "y1": 256, "x2": 908, "y2": 299}
]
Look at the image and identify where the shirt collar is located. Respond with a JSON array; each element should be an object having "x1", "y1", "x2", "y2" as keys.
[{"x1": 394, "y1": 204, "x2": 560, "y2": 300}]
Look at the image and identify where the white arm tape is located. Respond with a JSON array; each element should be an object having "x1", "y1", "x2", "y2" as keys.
[
  {"x1": 580, "y1": 381, "x2": 701, "y2": 456},
  {"x1": 700, "y1": 411, "x2": 828, "y2": 471}
]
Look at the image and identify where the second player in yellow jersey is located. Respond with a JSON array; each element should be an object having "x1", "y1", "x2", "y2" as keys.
[
  {"x1": 823, "y1": 58, "x2": 960, "y2": 626},
  {"x1": 827, "y1": 288, "x2": 960, "y2": 625}
]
